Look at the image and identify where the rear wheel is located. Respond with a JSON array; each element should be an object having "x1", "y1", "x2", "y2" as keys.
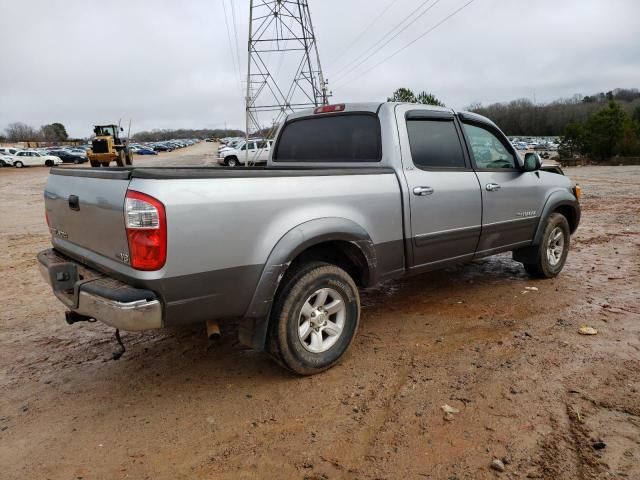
[
  {"x1": 522, "y1": 213, "x2": 570, "y2": 278},
  {"x1": 90, "y1": 160, "x2": 101, "y2": 167},
  {"x1": 14, "y1": 161, "x2": 24, "y2": 168},
  {"x1": 267, "y1": 262, "x2": 360, "y2": 375}
]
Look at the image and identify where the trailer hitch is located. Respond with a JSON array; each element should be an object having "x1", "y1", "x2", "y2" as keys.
[
  {"x1": 112, "y1": 329, "x2": 126, "y2": 360},
  {"x1": 65, "y1": 311, "x2": 96, "y2": 325}
]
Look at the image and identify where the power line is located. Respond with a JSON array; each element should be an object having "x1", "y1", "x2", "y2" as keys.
[
  {"x1": 229, "y1": 0, "x2": 242, "y2": 82},
  {"x1": 329, "y1": 0, "x2": 400, "y2": 71},
  {"x1": 333, "y1": 0, "x2": 477, "y2": 89},
  {"x1": 330, "y1": 0, "x2": 442, "y2": 83},
  {"x1": 221, "y1": 0, "x2": 243, "y2": 102}
]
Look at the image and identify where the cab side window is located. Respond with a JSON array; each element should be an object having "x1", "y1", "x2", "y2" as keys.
[
  {"x1": 406, "y1": 119, "x2": 465, "y2": 169},
  {"x1": 462, "y1": 123, "x2": 517, "y2": 170}
]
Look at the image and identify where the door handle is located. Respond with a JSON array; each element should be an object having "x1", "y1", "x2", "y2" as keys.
[
  {"x1": 485, "y1": 183, "x2": 501, "y2": 192},
  {"x1": 413, "y1": 186, "x2": 434, "y2": 196}
]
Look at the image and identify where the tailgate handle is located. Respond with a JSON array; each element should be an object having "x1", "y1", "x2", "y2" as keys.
[{"x1": 68, "y1": 195, "x2": 80, "y2": 211}]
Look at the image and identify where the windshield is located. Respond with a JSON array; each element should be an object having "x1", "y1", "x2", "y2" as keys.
[{"x1": 94, "y1": 125, "x2": 117, "y2": 137}]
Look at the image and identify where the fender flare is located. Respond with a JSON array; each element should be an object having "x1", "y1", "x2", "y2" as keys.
[
  {"x1": 532, "y1": 189, "x2": 581, "y2": 245},
  {"x1": 239, "y1": 217, "x2": 376, "y2": 349}
]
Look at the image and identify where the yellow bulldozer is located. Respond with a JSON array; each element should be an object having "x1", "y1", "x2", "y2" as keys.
[{"x1": 87, "y1": 124, "x2": 133, "y2": 167}]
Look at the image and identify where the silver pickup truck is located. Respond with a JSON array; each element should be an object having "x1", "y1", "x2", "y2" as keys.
[{"x1": 38, "y1": 102, "x2": 581, "y2": 374}]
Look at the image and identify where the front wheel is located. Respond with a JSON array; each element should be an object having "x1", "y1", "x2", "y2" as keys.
[
  {"x1": 267, "y1": 262, "x2": 360, "y2": 375},
  {"x1": 226, "y1": 157, "x2": 238, "y2": 167},
  {"x1": 523, "y1": 213, "x2": 570, "y2": 278}
]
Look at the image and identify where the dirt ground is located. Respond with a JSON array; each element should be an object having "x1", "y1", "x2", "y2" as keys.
[{"x1": 0, "y1": 144, "x2": 638, "y2": 479}]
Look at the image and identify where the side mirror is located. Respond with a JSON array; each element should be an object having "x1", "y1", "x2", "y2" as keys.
[
  {"x1": 120, "y1": 127, "x2": 124, "y2": 131},
  {"x1": 523, "y1": 152, "x2": 542, "y2": 172}
]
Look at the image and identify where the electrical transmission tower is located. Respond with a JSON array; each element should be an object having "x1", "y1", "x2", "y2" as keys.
[{"x1": 245, "y1": 0, "x2": 328, "y2": 158}]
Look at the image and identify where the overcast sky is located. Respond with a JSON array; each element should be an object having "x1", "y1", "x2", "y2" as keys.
[{"x1": 1, "y1": 0, "x2": 639, "y2": 137}]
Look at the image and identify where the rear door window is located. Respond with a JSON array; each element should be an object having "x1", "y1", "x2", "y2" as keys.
[
  {"x1": 406, "y1": 119, "x2": 466, "y2": 169},
  {"x1": 274, "y1": 114, "x2": 381, "y2": 162}
]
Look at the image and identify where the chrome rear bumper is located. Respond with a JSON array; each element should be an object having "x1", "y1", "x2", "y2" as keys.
[{"x1": 38, "y1": 249, "x2": 162, "y2": 331}]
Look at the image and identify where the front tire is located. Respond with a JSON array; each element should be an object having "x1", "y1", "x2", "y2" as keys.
[
  {"x1": 267, "y1": 262, "x2": 360, "y2": 375},
  {"x1": 523, "y1": 213, "x2": 570, "y2": 278},
  {"x1": 226, "y1": 156, "x2": 238, "y2": 167}
]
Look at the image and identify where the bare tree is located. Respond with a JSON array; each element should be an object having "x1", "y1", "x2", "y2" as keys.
[{"x1": 5, "y1": 122, "x2": 41, "y2": 142}]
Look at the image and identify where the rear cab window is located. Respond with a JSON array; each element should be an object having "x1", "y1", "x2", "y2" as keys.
[{"x1": 273, "y1": 114, "x2": 381, "y2": 162}]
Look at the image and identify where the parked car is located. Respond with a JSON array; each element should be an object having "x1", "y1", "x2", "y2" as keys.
[
  {"x1": 135, "y1": 147, "x2": 158, "y2": 155},
  {"x1": 217, "y1": 139, "x2": 273, "y2": 166},
  {"x1": 13, "y1": 150, "x2": 62, "y2": 167},
  {"x1": 38, "y1": 102, "x2": 581, "y2": 374},
  {"x1": 67, "y1": 148, "x2": 88, "y2": 158},
  {"x1": 0, "y1": 154, "x2": 14, "y2": 167},
  {"x1": 0, "y1": 147, "x2": 20, "y2": 156},
  {"x1": 152, "y1": 144, "x2": 173, "y2": 152},
  {"x1": 55, "y1": 151, "x2": 87, "y2": 164}
]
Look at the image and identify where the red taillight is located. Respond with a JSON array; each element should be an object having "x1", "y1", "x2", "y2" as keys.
[
  {"x1": 125, "y1": 190, "x2": 166, "y2": 271},
  {"x1": 314, "y1": 104, "x2": 345, "y2": 114}
]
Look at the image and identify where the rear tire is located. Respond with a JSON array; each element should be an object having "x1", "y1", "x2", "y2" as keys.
[
  {"x1": 14, "y1": 161, "x2": 24, "y2": 168},
  {"x1": 523, "y1": 213, "x2": 570, "y2": 278},
  {"x1": 90, "y1": 160, "x2": 101, "y2": 167},
  {"x1": 267, "y1": 262, "x2": 360, "y2": 375}
]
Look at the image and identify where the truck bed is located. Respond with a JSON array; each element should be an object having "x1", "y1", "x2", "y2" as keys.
[{"x1": 44, "y1": 165, "x2": 405, "y2": 329}]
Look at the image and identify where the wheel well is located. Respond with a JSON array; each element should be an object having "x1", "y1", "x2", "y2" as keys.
[
  {"x1": 554, "y1": 205, "x2": 578, "y2": 233},
  {"x1": 288, "y1": 241, "x2": 371, "y2": 288}
]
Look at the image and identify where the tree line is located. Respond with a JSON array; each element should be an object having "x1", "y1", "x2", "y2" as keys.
[
  {"x1": 468, "y1": 88, "x2": 640, "y2": 137},
  {"x1": 387, "y1": 86, "x2": 640, "y2": 158},
  {"x1": 2, "y1": 122, "x2": 70, "y2": 142},
  {"x1": 0, "y1": 122, "x2": 245, "y2": 143},
  {"x1": 559, "y1": 101, "x2": 640, "y2": 158}
]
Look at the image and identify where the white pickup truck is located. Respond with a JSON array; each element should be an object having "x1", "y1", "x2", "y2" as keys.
[{"x1": 217, "y1": 139, "x2": 273, "y2": 167}]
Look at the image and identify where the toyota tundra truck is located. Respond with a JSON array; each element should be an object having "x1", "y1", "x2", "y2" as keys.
[{"x1": 38, "y1": 102, "x2": 581, "y2": 374}]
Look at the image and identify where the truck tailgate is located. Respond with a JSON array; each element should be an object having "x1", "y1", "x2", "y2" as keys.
[{"x1": 44, "y1": 169, "x2": 131, "y2": 264}]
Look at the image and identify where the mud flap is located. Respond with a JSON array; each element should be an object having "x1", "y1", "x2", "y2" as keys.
[
  {"x1": 512, "y1": 245, "x2": 538, "y2": 264},
  {"x1": 238, "y1": 317, "x2": 270, "y2": 350}
]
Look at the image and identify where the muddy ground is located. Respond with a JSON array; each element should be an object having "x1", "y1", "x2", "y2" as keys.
[{"x1": 0, "y1": 143, "x2": 638, "y2": 479}]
